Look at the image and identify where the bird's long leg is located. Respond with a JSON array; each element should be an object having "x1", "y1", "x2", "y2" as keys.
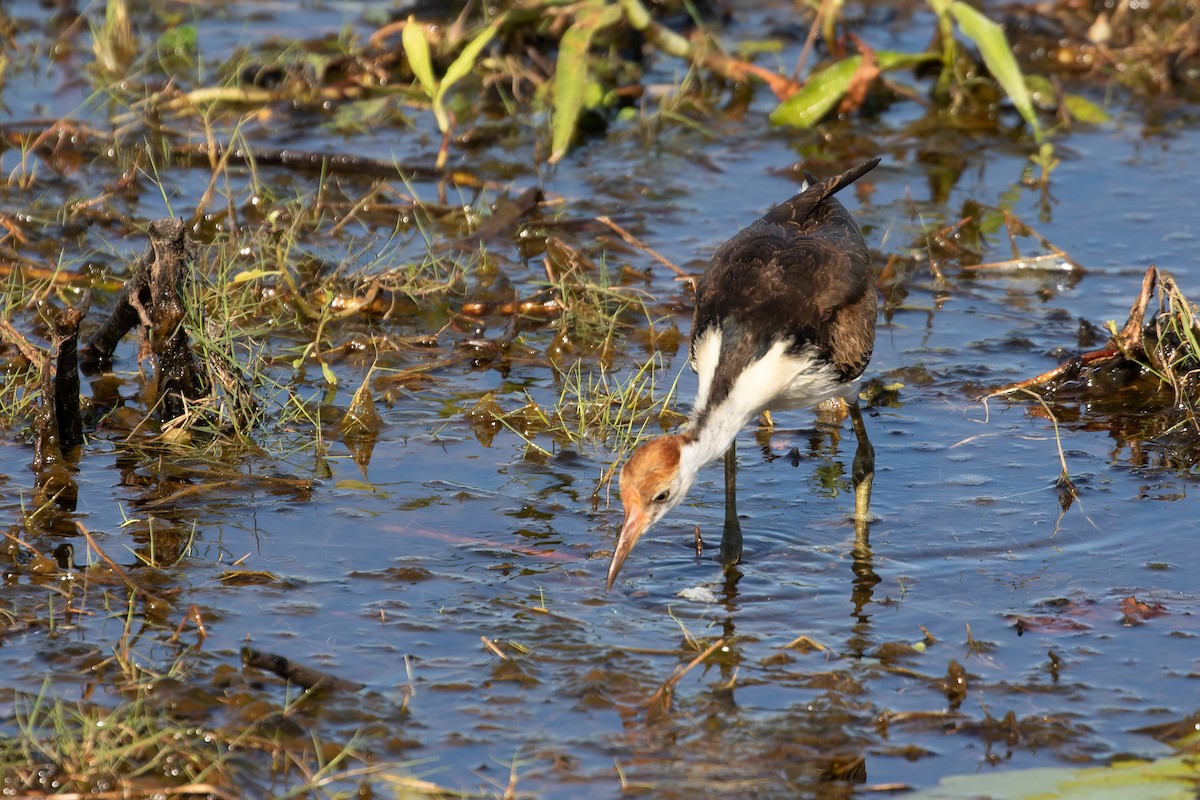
[
  {"x1": 720, "y1": 441, "x2": 742, "y2": 568},
  {"x1": 846, "y1": 398, "x2": 875, "y2": 528},
  {"x1": 754, "y1": 410, "x2": 774, "y2": 451}
]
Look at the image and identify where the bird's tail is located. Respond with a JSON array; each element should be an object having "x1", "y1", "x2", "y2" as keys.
[{"x1": 764, "y1": 157, "x2": 881, "y2": 226}]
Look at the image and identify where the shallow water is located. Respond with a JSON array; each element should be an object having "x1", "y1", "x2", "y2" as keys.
[{"x1": 2, "y1": 1, "x2": 1199, "y2": 797}]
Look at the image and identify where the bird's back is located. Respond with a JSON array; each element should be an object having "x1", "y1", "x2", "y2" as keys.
[{"x1": 689, "y1": 159, "x2": 880, "y2": 420}]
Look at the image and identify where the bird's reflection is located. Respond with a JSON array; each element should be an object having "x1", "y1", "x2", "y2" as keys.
[
  {"x1": 709, "y1": 417, "x2": 882, "y2": 662},
  {"x1": 850, "y1": 518, "x2": 880, "y2": 620}
]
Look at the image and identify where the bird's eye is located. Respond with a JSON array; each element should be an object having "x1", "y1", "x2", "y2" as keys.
[{"x1": 652, "y1": 490, "x2": 670, "y2": 504}]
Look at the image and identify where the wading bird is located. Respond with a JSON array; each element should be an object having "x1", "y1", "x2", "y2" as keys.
[{"x1": 607, "y1": 158, "x2": 880, "y2": 591}]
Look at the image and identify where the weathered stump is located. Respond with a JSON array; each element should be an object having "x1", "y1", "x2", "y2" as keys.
[{"x1": 82, "y1": 219, "x2": 209, "y2": 423}]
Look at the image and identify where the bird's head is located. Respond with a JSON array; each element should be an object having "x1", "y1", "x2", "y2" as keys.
[{"x1": 607, "y1": 434, "x2": 695, "y2": 591}]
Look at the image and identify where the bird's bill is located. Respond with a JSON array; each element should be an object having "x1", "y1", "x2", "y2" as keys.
[{"x1": 606, "y1": 503, "x2": 649, "y2": 591}]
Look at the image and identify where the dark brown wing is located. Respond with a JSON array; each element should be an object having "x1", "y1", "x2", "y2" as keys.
[{"x1": 690, "y1": 159, "x2": 879, "y2": 411}]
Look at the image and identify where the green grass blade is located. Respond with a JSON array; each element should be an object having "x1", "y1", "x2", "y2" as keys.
[
  {"x1": 949, "y1": 1, "x2": 1042, "y2": 141},
  {"x1": 402, "y1": 16, "x2": 437, "y2": 99},
  {"x1": 876, "y1": 51, "x2": 939, "y2": 70},
  {"x1": 549, "y1": 25, "x2": 591, "y2": 165},
  {"x1": 549, "y1": 2, "x2": 621, "y2": 164},
  {"x1": 1063, "y1": 92, "x2": 1113, "y2": 124},
  {"x1": 432, "y1": 13, "x2": 506, "y2": 132}
]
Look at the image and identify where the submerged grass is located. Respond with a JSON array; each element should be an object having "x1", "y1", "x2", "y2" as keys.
[
  {"x1": 0, "y1": 679, "x2": 462, "y2": 799},
  {"x1": 6, "y1": 680, "x2": 228, "y2": 795},
  {"x1": 470, "y1": 346, "x2": 683, "y2": 478},
  {"x1": 0, "y1": 576, "x2": 471, "y2": 798},
  {"x1": 556, "y1": 350, "x2": 685, "y2": 456}
]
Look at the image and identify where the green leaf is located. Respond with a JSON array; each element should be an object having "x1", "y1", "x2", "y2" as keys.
[
  {"x1": 431, "y1": 14, "x2": 506, "y2": 132},
  {"x1": 549, "y1": 2, "x2": 621, "y2": 164},
  {"x1": 876, "y1": 51, "x2": 938, "y2": 71},
  {"x1": 1024, "y1": 73, "x2": 1057, "y2": 110},
  {"x1": 904, "y1": 751, "x2": 1200, "y2": 800},
  {"x1": 770, "y1": 55, "x2": 861, "y2": 129},
  {"x1": 734, "y1": 39, "x2": 784, "y2": 57},
  {"x1": 402, "y1": 16, "x2": 437, "y2": 99},
  {"x1": 978, "y1": 208, "x2": 1006, "y2": 236},
  {"x1": 320, "y1": 360, "x2": 338, "y2": 387},
  {"x1": 157, "y1": 24, "x2": 196, "y2": 56},
  {"x1": 334, "y1": 479, "x2": 377, "y2": 492},
  {"x1": 328, "y1": 96, "x2": 407, "y2": 134},
  {"x1": 770, "y1": 50, "x2": 937, "y2": 129},
  {"x1": 231, "y1": 269, "x2": 279, "y2": 284},
  {"x1": 440, "y1": 15, "x2": 503, "y2": 90},
  {"x1": 1063, "y1": 92, "x2": 1113, "y2": 124},
  {"x1": 949, "y1": 1, "x2": 1042, "y2": 141},
  {"x1": 549, "y1": 27, "x2": 590, "y2": 164}
]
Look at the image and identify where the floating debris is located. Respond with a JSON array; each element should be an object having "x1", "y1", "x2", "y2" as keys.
[
  {"x1": 676, "y1": 585, "x2": 720, "y2": 603},
  {"x1": 988, "y1": 265, "x2": 1200, "y2": 431},
  {"x1": 241, "y1": 647, "x2": 365, "y2": 693}
]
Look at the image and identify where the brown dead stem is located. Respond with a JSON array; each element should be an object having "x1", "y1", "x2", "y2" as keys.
[
  {"x1": 241, "y1": 646, "x2": 365, "y2": 692},
  {"x1": 0, "y1": 258, "x2": 124, "y2": 291},
  {"x1": 168, "y1": 603, "x2": 208, "y2": 646},
  {"x1": 0, "y1": 317, "x2": 43, "y2": 364},
  {"x1": 481, "y1": 635, "x2": 509, "y2": 661},
  {"x1": 792, "y1": 0, "x2": 830, "y2": 80},
  {"x1": 596, "y1": 215, "x2": 689, "y2": 281},
  {"x1": 26, "y1": 785, "x2": 239, "y2": 800},
  {"x1": 0, "y1": 527, "x2": 53, "y2": 567},
  {"x1": 75, "y1": 521, "x2": 174, "y2": 610},
  {"x1": 837, "y1": 35, "x2": 880, "y2": 116},
  {"x1": 959, "y1": 206, "x2": 1084, "y2": 273},
  {"x1": 2, "y1": 123, "x2": 491, "y2": 189},
  {"x1": 644, "y1": 637, "x2": 726, "y2": 724},
  {"x1": 985, "y1": 266, "x2": 1156, "y2": 400},
  {"x1": 985, "y1": 264, "x2": 1200, "y2": 436}
]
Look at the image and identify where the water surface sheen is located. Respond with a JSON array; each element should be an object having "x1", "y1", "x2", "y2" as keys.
[{"x1": 2, "y1": 1, "x2": 1199, "y2": 797}]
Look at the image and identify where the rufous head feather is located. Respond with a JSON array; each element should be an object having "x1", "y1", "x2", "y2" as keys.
[{"x1": 607, "y1": 435, "x2": 695, "y2": 590}]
